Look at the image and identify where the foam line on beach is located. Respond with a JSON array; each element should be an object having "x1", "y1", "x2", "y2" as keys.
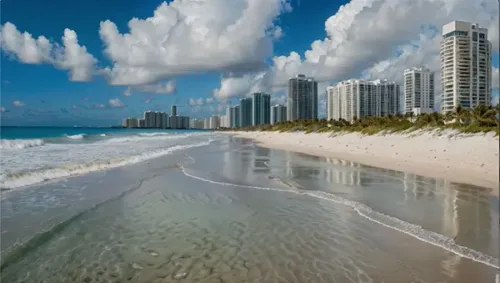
[
  {"x1": 1, "y1": 140, "x2": 212, "y2": 190},
  {"x1": 0, "y1": 139, "x2": 45, "y2": 149},
  {"x1": 179, "y1": 164, "x2": 499, "y2": 269}
]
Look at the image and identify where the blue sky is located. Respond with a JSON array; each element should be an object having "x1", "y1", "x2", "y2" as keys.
[{"x1": 1, "y1": 0, "x2": 499, "y2": 126}]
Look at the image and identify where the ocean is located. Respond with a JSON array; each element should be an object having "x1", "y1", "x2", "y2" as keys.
[{"x1": 0, "y1": 127, "x2": 498, "y2": 282}]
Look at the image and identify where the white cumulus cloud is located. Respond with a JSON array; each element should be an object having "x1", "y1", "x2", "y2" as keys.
[
  {"x1": 13, "y1": 100, "x2": 25, "y2": 107},
  {"x1": 109, "y1": 98, "x2": 125, "y2": 108},
  {"x1": 213, "y1": 0, "x2": 499, "y2": 105},
  {"x1": 135, "y1": 80, "x2": 177, "y2": 94},
  {"x1": 188, "y1": 97, "x2": 204, "y2": 106},
  {"x1": 99, "y1": 0, "x2": 291, "y2": 86},
  {"x1": 0, "y1": 22, "x2": 98, "y2": 81}
]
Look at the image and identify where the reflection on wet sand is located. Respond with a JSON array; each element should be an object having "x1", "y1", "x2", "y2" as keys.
[{"x1": 1, "y1": 136, "x2": 498, "y2": 283}]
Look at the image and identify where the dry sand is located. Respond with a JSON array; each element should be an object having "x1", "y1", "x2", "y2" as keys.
[{"x1": 232, "y1": 129, "x2": 499, "y2": 195}]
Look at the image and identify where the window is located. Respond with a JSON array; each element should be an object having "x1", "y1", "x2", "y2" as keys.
[
  {"x1": 472, "y1": 32, "x2": 477, "y2": 41},
  {"x1": 479, "y1": 33, "x2": 485, "y2": 39}
]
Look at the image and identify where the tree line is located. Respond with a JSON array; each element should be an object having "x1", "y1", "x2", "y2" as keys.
[{"x1": 221, "y1": 104, "x2": 499, "y2": 135}]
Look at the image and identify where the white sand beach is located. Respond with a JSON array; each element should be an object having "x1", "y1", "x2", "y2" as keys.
[{"x1": 233, "y1": 130, "x2": 499, "y2": 194}]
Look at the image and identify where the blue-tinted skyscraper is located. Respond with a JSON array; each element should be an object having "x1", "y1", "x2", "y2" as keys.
[
  {"x1": 252, "y1": 92, "x2": 271, "y2": 126},
  {"x1": 239, "y1": 98, "x2": 252, "y2": 127}
]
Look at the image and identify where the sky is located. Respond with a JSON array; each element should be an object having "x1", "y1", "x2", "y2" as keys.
[{"x1": 1, "y1": 0, "x2": 499, "y2": 126}]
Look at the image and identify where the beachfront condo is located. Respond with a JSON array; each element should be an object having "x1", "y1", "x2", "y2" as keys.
[
  {"x1": 287, "y1": 74, "x2": 318, "y2": 121},
  {"x1": 271, "y1": 104, "x2": 287, "y2": 125},
  {"x1": 327, "y1": 79, "x2": 401, "y2": 122},
  {"x1": 251, "y1": 92, "x2": 271, "y2": 126},
  {"x1": 239, "y1": 98, "x2": 252, "y2": 128},
  {"x1": 440, "y1": 21, "x2": 492, "y2": 113},
  {"x1": 404, "y1": 67, "x2": 435, "y2": 115}
]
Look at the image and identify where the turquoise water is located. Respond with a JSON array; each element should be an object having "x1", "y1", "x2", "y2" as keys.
[
  {"x1": 0, "y1": 127, "x2": 212, "y2": 190},
  {"x1": 0, "y1": 126, "x2": 206, "y2": 140}
]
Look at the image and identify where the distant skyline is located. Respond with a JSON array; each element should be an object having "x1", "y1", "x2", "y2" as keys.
[{"x1": 1, "y1": 0, "x2": 499, "y2": 126}]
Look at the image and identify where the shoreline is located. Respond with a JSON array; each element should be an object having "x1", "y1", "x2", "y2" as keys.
[{"x1": 230, "y1": 130, "x2": 499, "y2": 195}]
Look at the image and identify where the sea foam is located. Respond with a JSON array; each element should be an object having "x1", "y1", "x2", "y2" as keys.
[
  {"x1": 0, "y1": 140, "x2": 212, "y2": 189},
  {"x1": 0, "y1": 139, "x2": 45, "y2": 150}
]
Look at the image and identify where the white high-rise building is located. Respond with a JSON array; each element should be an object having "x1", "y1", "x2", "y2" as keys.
[
  {"x1": 404, "y1": 67, "x2": 435, "y2": 115},
  {"x1": 327, "y1": 79, "x2": 400, "y2": 122},
  {"x1": 209, "y1": 115, "x2": 221, "y2": 129},
  {"x1": 440, "y1": 21, "x2": 491, "y2": 113}
]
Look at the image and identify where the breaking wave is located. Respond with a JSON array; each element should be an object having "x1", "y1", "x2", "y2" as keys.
[
  {"x1": 0, "y1": 140, "x2": 212, "y2": 189},
  {"x1": 0, "y1": 139, "x2": 45, "y2": 150}
]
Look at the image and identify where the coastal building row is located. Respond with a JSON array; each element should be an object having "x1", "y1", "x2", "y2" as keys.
[
  {"x1": 327, "y1": 79, "x2": 400, "y2": 122},
  {"x1": 191, "y1": 20, "x2": 493, "y2": 128},
  {"x1": 327, "y1": 20, "x2": 492, "y2": 121},
  {"x1": 121, "y1": 105, "x2": 190, "y2": 129}
]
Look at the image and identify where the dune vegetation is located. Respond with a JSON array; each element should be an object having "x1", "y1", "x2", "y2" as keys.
[{"x1": 224, "y1": 104, "x2": 499, "y2": 135}]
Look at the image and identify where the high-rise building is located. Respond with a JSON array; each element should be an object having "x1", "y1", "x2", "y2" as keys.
[
  {"x1": 144, "y1": 111, "x2": 155, "y2": 128},
  {"x1": 252, "y1": 92, "x2": 271, "y2": 126},
  {"x1": 209, "y1": 115, "x2": 221, "y2": 129},
  {"x1": 139, "y1": 119, "x2": 146, "y2": 128},
  {"x1": 327, "y1": 86, "x2": 341, "y2": 121},
  {"x1": 190, "y1": 118, "x2": 205, "y2": 129},
  {"x1": 155, "y1": 112, "x2": 162, "y2": 128},
  {"x1": 440, "y1": 21, "x2": 491, "y2": 113},
  {"x1": 227, "y1": 107, "x2": 237, "y2": 128},
  {"x1": 239, "y1": 98, "x2": 252, "y2": 127},
  {"x1": 271, "y1": 104, "x2": 287, "y2": 124},
  {"x1": 122, "y1": 118, "x2": 128, "y2": 128},
  {"x1": 129, "y1": 118, "x2": 139, "y2": 128},
  {"x1": 327, "y1": 79, "x2": 400, "y2": 122},
  {"x1": 232, "y1": 106, "x2": 240, "y2": 128},
  {"x1": 404, "y1": 67, "x2": 435, "y2": 115},
  {"x1": 161, "y1": 112, "x2": 168, "y2": 129},
  {"x1": 171, "y1": 105, "x2": 177, "y2": 116},
  {"x1": 287, "y1": 74, "x2": 318, "y2": 121},
  {"x1": 203, "y1": 118, "x2": 210, "y2": 129}
]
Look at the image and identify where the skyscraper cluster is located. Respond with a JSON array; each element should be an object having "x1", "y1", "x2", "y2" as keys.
[
  {"x1": 194, "y1": 20, "x2": 493, "y2": 129},
  {"x1": 121, "y1": 105, "x2": 190, "y2": 129},
  {"x1": 327, "y1": 20, "x2": 492, "y2": 122}
]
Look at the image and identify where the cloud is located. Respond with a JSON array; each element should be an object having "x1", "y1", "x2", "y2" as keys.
[
  {"x1": 108, "y1": 98, "x2": 125, "y2": 108},
  {"x1": 205, "y1": 97, "x2": 214, "y2": 104},
  {"x1": 71, "y1": 105, "x2": 79, "y2": 109},
  {"x1": 91, "y1": 104, "x2": 106, "y2": 109},
  {"x1": 99, "y1": 0, "x2": 291, "y2": 85},
  {"x1": 213, "y1": 0, "x2": 499, "y2": 102},
  {"x1": 0, "y1": 107, "x2": 6, "y2": 113},
  {"x1": 0, "y1": 22, "x2": 98, "y2": 81},
  {"x1": 135, "y1": 80, "x2": 177, "y2": 94},
  {"x1": 123, "y1": 87, "x2": 132, "y2": 97},
  {"x1": 13, "y1": 100, "x2": 25, "y2": 107},
  {"x1": 213, "y1": 72, "x2": 267, "y2": 100},
  {"x1": 188, "y1": 97, "x2": 204, "y2": 106}
]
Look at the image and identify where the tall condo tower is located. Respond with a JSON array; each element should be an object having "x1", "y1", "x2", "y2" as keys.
[
  {"x1": 287, "y1": 74, "x2": 318, "y2": 121},
  {"x1": 404, "y1": 67, "x2": 435, "y2": 115},
  {"x1": 239, "y1": 98, "x2": 252, "y2": 128},
  {"x1": 252, "y1": 92, "x2": 271, "y2": 126},
  {"x1": 440, "y1": 21, "x2": 491, "y2": 113}
]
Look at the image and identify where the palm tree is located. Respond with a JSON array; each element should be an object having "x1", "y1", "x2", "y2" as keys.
[
  {"x1": 451, "y1": 105, "x2": 470, "y2": 125},
  {"x1": 469, "y1": 104, "x2": 496, "y2": 127}
]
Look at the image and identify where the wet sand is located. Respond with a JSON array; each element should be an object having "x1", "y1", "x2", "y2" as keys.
[
  {"x1": 232, "y1": 130, "x2": 500, "y2": 194},
  {"x1": 1, "y1": 135, "x2": 498, "y2": 282}
]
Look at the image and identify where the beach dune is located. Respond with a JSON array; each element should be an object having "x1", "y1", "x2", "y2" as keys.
[{"x1": 233, "y1": 129, "x2": 499, "y2": 193}]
